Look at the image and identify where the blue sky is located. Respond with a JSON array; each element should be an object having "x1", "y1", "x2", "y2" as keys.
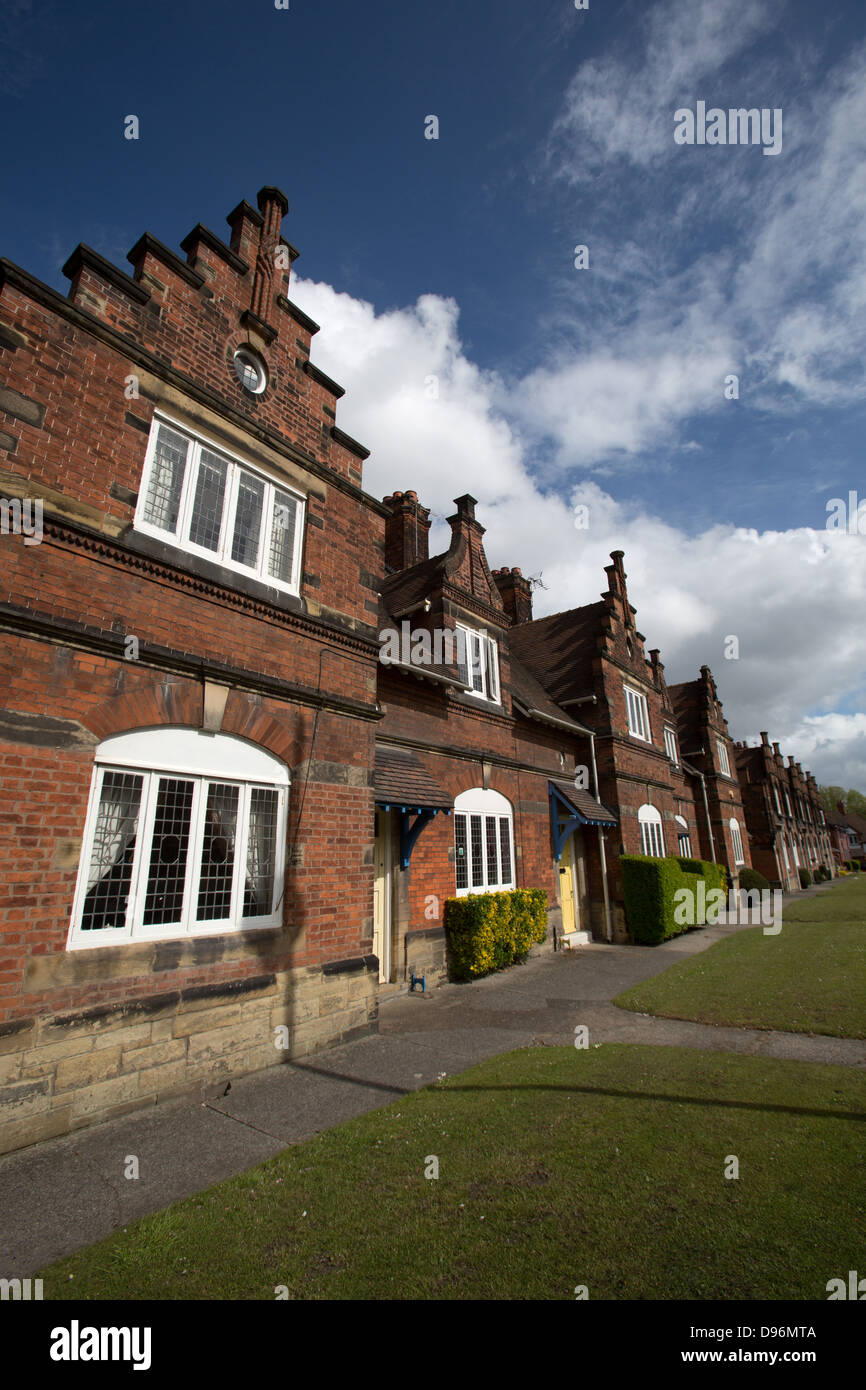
[{"x1": 2, "y1": 0, "x2": 865, "y2": 785}]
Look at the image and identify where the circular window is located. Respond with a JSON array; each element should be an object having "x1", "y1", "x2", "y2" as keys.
[{"x1": 233, "y1": 347, "x2": 268, "y2": 395}]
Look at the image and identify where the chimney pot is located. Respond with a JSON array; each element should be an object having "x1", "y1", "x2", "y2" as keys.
[
  {"x1": 383, "y1": 490, "x2": 430, "y2": 572},
  {"x1": 492, "y1": 566, "x2": 533, "y2": 624}
]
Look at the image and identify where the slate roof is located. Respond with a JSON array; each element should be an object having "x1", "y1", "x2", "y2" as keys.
[
  {"x1": 507, "y1": 603, "x2": 606, "y2": 704},
  {"x1": 381, "y1": 553, "x2": 448, "y2": 616},
  {"x1": 509, "y1": 655, "x2": 592, "y2": 734},
  {"x1": 373, "y1": 746, "x2": 453, "y2": 810},
  {"x1": 549, "y1": 777, "x2": 618, "y2": 826}
]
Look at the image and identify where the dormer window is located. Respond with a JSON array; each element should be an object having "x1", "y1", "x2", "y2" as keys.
[
  {"x1": 135, "y1": 415, "x2": 304, "y2": 594},
  {"x1": 456, "y1": 624, "x2": 500, "y2": 703}
]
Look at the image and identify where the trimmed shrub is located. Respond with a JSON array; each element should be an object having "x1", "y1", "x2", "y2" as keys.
[
  {"x1": 798, "y1": 867, "x2": 812, "y2": 888},
  {"x1": 621, "y1": 855, "x2": 728, "y2": 944},
  {"x1": 738, "y1": 866, "x2": 770, "y2": 893},
  {"x1": 444, "y1": 888, "x2": 547, "y2": 980},
  {"x1": 852, "y1": 860, "x2": 862, "y2": 873}
]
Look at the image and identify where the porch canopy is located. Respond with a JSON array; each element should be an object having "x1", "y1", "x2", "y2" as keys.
[
  {"x1": 374, "y1": 745, "x2": 453, "y2": 869},
  {"x1": 548, "y1": 778, "x2": 618, "y2": 861}
]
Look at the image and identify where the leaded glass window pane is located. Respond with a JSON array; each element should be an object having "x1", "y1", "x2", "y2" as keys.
[
  {"x1": 231, "y1": 471, "x2": 265, "y2": 568},
  {"x1": 268, "y1": 491, "x2": 297, "y2": 584},
  {"x1": 455, "y1": 815, "x2": 468, "y2": 889},
  {"x1": 188, "y1": 449, "x2": 228, "y2": 552},
  {"x1": 80, "y1": 771, "x2": 143, "y2": 931},
  {"x1": 143, "y1": 778, "x2": 194, "y2": 926},
  {"x1": 143, "y1": 425, "x2": 188, "y2": 534},
  {"x1": 196, "y1": 782, "x2": 238, "y2": 921},
  {"x1": 245, "y1": 787, "x2": 279, "y2": 916}
]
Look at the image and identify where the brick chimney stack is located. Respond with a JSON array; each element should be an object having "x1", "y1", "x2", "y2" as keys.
[
  {"x1": 492, "y1": 567, "x2": 533, "y2": 624},
  {"x1": 382, "y1": 490, "x2": 431, "y2": 572}
]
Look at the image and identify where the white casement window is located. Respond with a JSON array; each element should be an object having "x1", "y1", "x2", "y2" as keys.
[
  {"x1": 664, "y1": 726, "x2": 679, "y2": 764},
  {"x1": 784, "y1": 791, "x2": 793, "y2": 817},
  {"x1": 773, "y1": 786, "x2": 782, "y2": 815},
  {"x1": 717, "y1": 740, "x2": 731, "y2": 777},
  {"x1": 68, "y1": 729, "x2": 288, "y2": 949},
  {"x1": 638, "y1": 803, "x2": 665, "y2": 857},
  {"x1": 453, "y1": 788, "x2": 513, "y2": 895},
  {"x1": 675, "y1": 814, "x2": 691, "y2": 857},
  {"x1": 456, "y1": 624, "x2": 500, "y2": 704},
  {"x1": 135, "y1": 415, "x2": 305, "y2": 594},
  {"x1": 729, "y1": 817, "x2": 745, "y2": 866},
  {"x1": 624, "y1": 686, "x2": 651, "y2": 742}
]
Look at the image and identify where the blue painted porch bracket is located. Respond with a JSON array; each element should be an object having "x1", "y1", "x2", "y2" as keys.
[
  {"x1": 376, "y1": 803, "x2": 452, "y2": 869},
  {"x1": 549, "y1": 783, "x2": 583, "y2": 862}
]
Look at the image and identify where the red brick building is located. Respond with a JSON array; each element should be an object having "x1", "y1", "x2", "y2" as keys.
[
  {"x1": 373, "y1": 489, "x2": 618, "y2": 989},
  {"x1": 507, "y1": 551, "x2": 705, "y2": 938},
  {"x1": 670, "y1": 665, "x2": 751, "y2": 883},
  {"x1": 4, "y1": 182, "x2": 821, "y2": 1155},
  {"x1": 0, "y1": 186, "x2": 626, "y2": 1152},
  {"x1": 734, "y1": 735, "x2": 834, "y2": 889},
  {"x1": 0, "y1": 187, "x2": 389, "y2": 1152}
]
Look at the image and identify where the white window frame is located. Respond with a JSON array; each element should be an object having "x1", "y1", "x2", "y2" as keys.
[
  {"x1": 729, "y1": 817, "x2": 745, "y2": 866},
  {"x1": 638, "y1": 803, "x2": 665, "y2": 857},
  {"x1": 773, "y1": 785, "x2": 782, "y2": 816},
  {"x1": 664, "y1": 726, "x2": 679, "y2": 765},
  {"x1": 716, "y1": 740, "x2": 731, "y2": 777},
  {"x1": 453, "y1": 787, "x2": 513, "y2": 895},
  {"x1": 456, "y1": 624, "x2": 500, "y2": 704},
  {"x1": 675, "y1": 813, "x2": 691, "y2": 857},
  {"x1": 134, "y1": 413, "x2": 305, "y2": 595},
  {"x1": 68, "y1": 729, "x2": 288, "y2": 950},
  {"x1": 624, "y1": 685, "x2": 651, "y2": 742}
]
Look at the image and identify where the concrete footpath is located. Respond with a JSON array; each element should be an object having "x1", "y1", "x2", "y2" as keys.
[{"x1": 2, "y1": 898, "x2": 864, "y2": 1276}]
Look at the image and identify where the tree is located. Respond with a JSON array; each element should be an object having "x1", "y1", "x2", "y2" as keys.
[{"x1": 819, "y1": 785, "x2": 847, "y2": 815}]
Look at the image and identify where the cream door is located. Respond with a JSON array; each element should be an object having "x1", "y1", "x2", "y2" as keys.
[{"x1": 373, "y1": 810, "x2": 391, "y2": 983}]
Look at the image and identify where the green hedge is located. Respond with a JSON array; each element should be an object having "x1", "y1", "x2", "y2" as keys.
[
  {"x1": 444, "y1": 888, "x2": 548, "y2": 980},
  {"x1": 738, "y1": 866, "x2": 770, "y2": 892},
  {"x1": 798, "y1": 867, "x2": 812, "y2": 888},
  {"x1": 621, "y1": 855, "x2": 728, "y2": 945}
]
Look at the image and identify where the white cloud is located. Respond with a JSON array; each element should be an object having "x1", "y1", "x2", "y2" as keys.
[
  {"x1": 291, "y1": 273, "x2": 866, "y2": 790},
  {"x1": 549, "y1": 0, "x2": 778, "y2": 173}
]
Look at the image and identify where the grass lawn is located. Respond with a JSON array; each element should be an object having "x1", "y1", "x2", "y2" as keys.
[
  {"x1": 614, "y1": 877, "x2": 866, "y2": 1037},
  {"x1": 40, "y1": 1043, "x2": 865, "y2": 1301}
]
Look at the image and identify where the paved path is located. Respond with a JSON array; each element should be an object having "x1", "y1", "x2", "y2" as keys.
[{"x1": 2, "y1": 894, "x2": 863, "y2": 1276}]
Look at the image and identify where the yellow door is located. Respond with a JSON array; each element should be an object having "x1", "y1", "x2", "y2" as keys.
[
  {"x1": 373, "y1": 811, "x2": 391, "y2": 983},
  {"x1": 559, "y1": 840, "x2": 577, "y2": 935}
]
